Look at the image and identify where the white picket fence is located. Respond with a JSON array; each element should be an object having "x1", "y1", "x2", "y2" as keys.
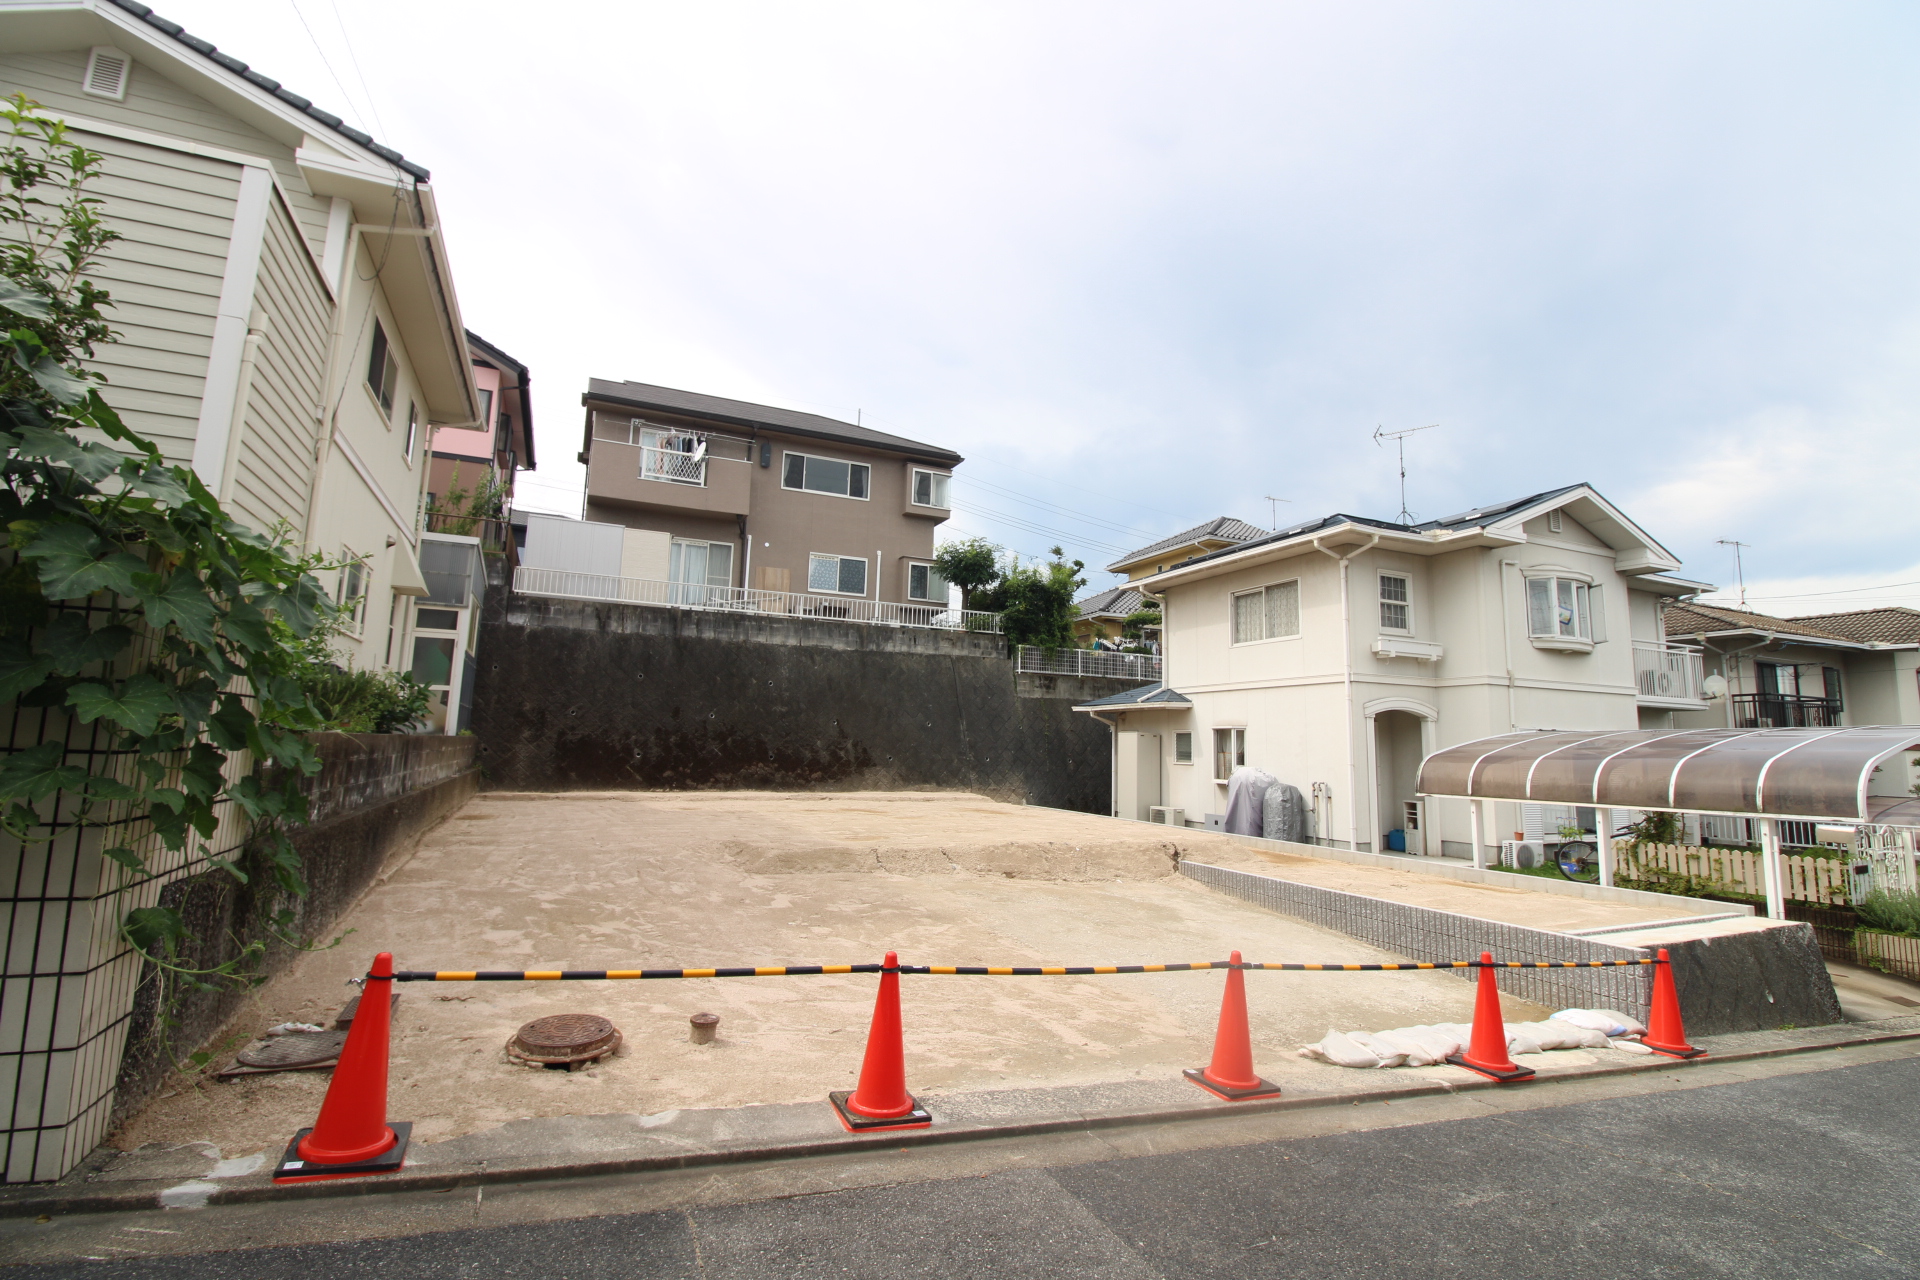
[{"x1": 1615, "y1": 841, "x2": 1850, "y2": 904}]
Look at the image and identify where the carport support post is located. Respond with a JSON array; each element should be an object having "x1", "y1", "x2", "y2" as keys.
[
  {"x1": 1760, "y1": 817, "x2": 1786, "y2": 920},
  {"x1": 1597, "y1": 807, "x2": 1617, "y2": 888},
  {"x1": 1469, "y1": 799, "x2": 1487, "y2": 870}
]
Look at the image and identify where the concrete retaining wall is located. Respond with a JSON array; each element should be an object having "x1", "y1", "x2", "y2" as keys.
[
  {"x1": 111, "y1": 734, "x2": 478, "y2": 1124},
  {"x1": 1182, "y1": 861, "x2": 1842, "y2": 1035},
  {"x1": 469, "y1": 591, "x2": 1115, "y2": 809},
  {"x1": 1181, "y1": 862, "x2": 1657, "y2": 1020}
]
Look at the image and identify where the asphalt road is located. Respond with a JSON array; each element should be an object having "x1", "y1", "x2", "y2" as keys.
[{"x1": 12, "y1": 1055, "x2": 1920, "y2": 1279}]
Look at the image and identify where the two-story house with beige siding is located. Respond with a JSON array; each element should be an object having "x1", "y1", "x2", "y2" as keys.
[
  {"x1": 573, "y1": 379, "x2": 962, "y2": 607},
  {"x1": 1077, "y1": 484, "x2": 1720, "y2": 859},
  {"x1": 0, "y1": 0, "x2": 489, "y2": 1184},
  {"x1": 0, "y1": 0, "x2": 485, "y2": 689}
]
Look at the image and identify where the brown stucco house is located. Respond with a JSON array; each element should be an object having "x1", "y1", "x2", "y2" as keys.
[{"x1": 578, "y1": 380, "x2": 961, "y2": 606}]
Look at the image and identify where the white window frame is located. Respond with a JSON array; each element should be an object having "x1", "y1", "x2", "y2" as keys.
[
  {"x1": 905, "y1": 560, "x2": 949, "y2": 603},
  {"x1": 1230, "y1": 578, "x2": 1301, "y2": 646},
  {"x1": 910, "y1": 468, "x2": 951, "y2": 509},
  {"x1": 1173, "y1": 731, "x2": 1193, "y2": 764},
  {"x1": 336, "y1": 554, "x2": 369, "y2": 637},
  {"x1": 1525, "y1": 573, "x2": 1596, "y2": 651},
  {"x1": 1212, "y1": 727, "x2": 1246, "y2": 784},
  {"x1": 1378, "y1": 571, "x2": 1411, "y2": 635},
  {"x1": 782, "y1": 450, "x2": 871, "y2": 501},
  {"x1": 669, "y1": 539, "x2": 734, "y2": 591},
  {"x1": 808, "y1": 551, "x2": 869, "y2": 596}
]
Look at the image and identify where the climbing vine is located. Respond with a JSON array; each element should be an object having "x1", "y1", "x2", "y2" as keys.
[{"x1": 0, "y1": 95, "x2": 332, "y2": 964}]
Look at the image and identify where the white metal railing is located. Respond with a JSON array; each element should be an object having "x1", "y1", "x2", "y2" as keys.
[
  {"x1": 640, "y1": 445, "x2": 705, "y2": 486},
  {"x1": 513, "y1": 566, "x2": 1002, "y2": 633},
  {"x1": 1633, "y1": 642, "x2": 1704, "y2": 703},
  {"x1": 1016, "y1": 645, "x2": 1162, "y2": 682}
]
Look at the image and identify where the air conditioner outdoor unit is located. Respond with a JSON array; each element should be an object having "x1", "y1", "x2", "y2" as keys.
[
  {"x1": 1501, "y1": 840, "x2": 1545, "y2": 870},
  {"x1": 1148, "y1": 806, "x2": 1185, "y2": 827}
]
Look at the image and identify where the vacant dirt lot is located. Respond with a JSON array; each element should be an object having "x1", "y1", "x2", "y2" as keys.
[{"x1": 116, "y1": 792, "x2": 1688, "y2": 1156}]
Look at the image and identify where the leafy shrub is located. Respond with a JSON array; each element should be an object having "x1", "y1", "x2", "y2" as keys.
[
  {"x1": 302, "y1": 667, "x2": 431, "y2": 733},
  {"x1": 1856, "y1": 889, "x2": 1920, "y2": 938}
]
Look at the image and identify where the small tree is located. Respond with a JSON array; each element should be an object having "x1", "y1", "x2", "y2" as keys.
[
  {"x1": 933, "y1": 536, "x2": 1000, "y2": 611},
  {"x1": 1120, "y1": 607, "x2": 1161, "y2": 640},
  {"x1": 999, "y1": 546, "x2": 1085, "y2": 649}
]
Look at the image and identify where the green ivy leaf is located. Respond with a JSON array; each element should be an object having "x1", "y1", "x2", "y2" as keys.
[
  {"x1": 171, "y1": 675, "x2": 218, "y2": 729},
  {"x1": 206, "y1": 696, "x2": 252, "y2": 751},
  {"x1": 40, "y1": 612, "x2": 133, "y2": 675},
  {"x1": 67, "y1": 673, "x2": 174, "y2": 736},
  {"x1": 135, "y1": 570, "x2": 218, "y2": 647},
  {"x1": 218, "y1": 599, "x2": 272, "y2": 652},
  {"x1": 21, "y1": 524, "x2": 145, "y2": 599},
  {"x1": 101, "y1": 845, "x2": 144, "y2": 871},
  {"x1": 125, "y1": 462, "x2": 189, "y2": 507},
  {"x1": 0, "y1": 637, "x2": 55, "y2": 701},
  {"x1": 0, "y1": 740, "x2": 89, "y2": 802},
  {"x1": 81, "y1": 775, "x2": 142, "y2": 803},
  {"x1": 123, "y1": 905, "x2": 187, "y2": 954},
  {"x1": 29, "y1": 355, "x2": 93, "y2": 407},
  {"x1": 0, "y1": 279, "x2": 53, "y2": 321}
]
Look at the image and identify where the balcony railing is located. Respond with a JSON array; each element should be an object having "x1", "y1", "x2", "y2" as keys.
[
  {"x1": 641, "y1": 445, "x2": 705, "y2": 486},
  {"x1": 513, "y1": 566, "x2": 1002, "y2": 633},
  {"x1": 425, "y1": 511, "x2": 515, "y2": 560},
  {"x1": 1016, "y1": 645, "x2": 1162, "y2": 682},
  {"x1": 1732, "y1": 693, "x2": 1841, "y2": 728},
  {"x1": 1633, "y1": 642, "x2": 1705, "y2": 704}
]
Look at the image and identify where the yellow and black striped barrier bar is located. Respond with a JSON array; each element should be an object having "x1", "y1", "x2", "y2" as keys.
[
  {"x1": 391, "y1": 964, "x2": 886, "y2": 982},
  {"x1": 388, "y1": 957, "x2": 1661, "y2": 981}
]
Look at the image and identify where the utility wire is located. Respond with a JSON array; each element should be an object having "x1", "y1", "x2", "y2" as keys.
[
  {"x1": 961, "y1": 473, "x2": 1159, "y2": 540},
  {"x1": 324, "y1": 0, "x2": 392, "y2": 142},
  {"x1": 284, "y1": 0, "x2": 372, "y2": 133}
]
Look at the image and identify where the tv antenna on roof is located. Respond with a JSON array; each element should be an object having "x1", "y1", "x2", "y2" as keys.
[
  {"x1": 1716, "y1": 538, "x2": 1750, "y2": 608},
  {"x1": 1262, "y1": 495, "x2": 1292, "y2": 529},
  {"x1": 1372, "y1": 423, "x2": 1437, "y2": 524}
]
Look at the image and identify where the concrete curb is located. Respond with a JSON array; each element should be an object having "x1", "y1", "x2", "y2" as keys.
[{"x1": 7, "y1": 1015, "x2": 1917, "y2": 1219}]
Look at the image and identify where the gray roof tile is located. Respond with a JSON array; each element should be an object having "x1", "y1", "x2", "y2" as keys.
[
  {"x1": 1106, "y1": 517, "x2": 1269, "y2": 572},
  {"x1": 584, "y1": 379, "x2": 961, "y2": 464}
]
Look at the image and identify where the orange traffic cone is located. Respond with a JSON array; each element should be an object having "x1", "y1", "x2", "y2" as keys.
[
  {"x1": 1445, "y1": 952, "x2": 1536, "y2": 1083},
  {"x1": 1184, "y1": 951, "x2": 1281, "y2": 1100},
  {"x1": 830, "y1": 951, "x2": 932, "y2": 1132},
  {"x1": 1641, "y1": 948, "x2": 1705, "y2": 1059},
  {"x1": 273, "y1": 952, "x2": 412, "y2": 1182}
]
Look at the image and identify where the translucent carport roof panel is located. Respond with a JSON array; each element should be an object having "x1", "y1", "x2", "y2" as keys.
[
  {"x1": 1757, "y1": 726, "x2": 1920, "y2": 820},
  {"x1": 1522, "y1": 731, "x2": 1658, "y2": 804},
  {"x1": 1418, "y1": 726, "x2": 1920, "y2": 822}
]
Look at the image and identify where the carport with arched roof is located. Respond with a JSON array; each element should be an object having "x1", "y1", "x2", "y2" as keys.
[{"x1": 1417, "y1": 726, "x2": 1920, "y2": 918}]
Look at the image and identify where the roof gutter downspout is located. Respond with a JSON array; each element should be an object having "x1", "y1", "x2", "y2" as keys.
[
  {"x1": 1313, "y1": 533, "x2": 1381, "y2": 852},
  {"x1": 1500, "y1": 559, "x2": 1520, "y2": 730},
  {"x1": 1088, "y1": 711, "x2": 1120, "y2": 818}
]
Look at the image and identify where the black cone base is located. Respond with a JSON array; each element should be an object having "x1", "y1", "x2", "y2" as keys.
[
  {"x1": 272, "y1": 1122, "x2": 412, "y2": 1182},
  {"x1": 1446, "y1": 1053, "x2": 1536, "y2": 1082},
  {"x1": 1183, "y1": 1067, "x2": 1282, "y2": 1101},
  {"x1": 1644, "y1": 1043, "x2": 1706, "y2": 1059},
  {"x1": 829, "y1": 1091, "x2": 932, "y2": 1132}
]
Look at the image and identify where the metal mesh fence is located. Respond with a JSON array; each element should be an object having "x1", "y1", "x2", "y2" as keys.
[
  {"x1": 1180, "y1": 861, "x2": 1654, "y2": 1022},
  {"x1": 0, "y1": 594, "x2": 249, "y2": 1183}
]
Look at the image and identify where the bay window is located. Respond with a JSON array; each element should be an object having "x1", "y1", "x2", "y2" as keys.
[{"x1": 1526, "y1": 574, "x2": 1605, "y2": 649}]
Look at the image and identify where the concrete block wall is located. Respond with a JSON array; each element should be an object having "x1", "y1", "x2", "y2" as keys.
[
  {"x1": 1181, "y1": 861, "x2": 1657, "y2": 1020},
  {"x1": 470, "y1": 590, "x2": 1114, "y2": 809}
]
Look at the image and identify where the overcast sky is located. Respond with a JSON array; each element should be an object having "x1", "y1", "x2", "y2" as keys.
[{"x1": 153, "y1": 2, "x2": 1920, "y2": 613}]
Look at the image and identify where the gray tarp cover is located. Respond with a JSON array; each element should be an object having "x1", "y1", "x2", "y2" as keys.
[{"x1": 1417, "y1": 727, "x2": 1920, "y2": 821}]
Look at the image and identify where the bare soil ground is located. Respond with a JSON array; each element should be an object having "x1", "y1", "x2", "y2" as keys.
[{"x1": 114, "y1": 792, "x2": 1697, "y2": 1158}]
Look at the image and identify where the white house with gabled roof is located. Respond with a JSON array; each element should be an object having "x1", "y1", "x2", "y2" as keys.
[{"x1": 1075, "y1": 484, "x2": 1716, "y2": 860}]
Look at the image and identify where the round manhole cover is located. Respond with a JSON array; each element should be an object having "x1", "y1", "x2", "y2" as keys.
[
  {"x1": 507, "y1": 1014, "x2": 621, "y2": 1068},
  {"x1": 236, "y1": 1029, "x2": 348, "y2": 1069}
]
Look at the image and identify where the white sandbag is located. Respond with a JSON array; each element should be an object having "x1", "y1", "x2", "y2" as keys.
[
  {"x1": 1343, "y1": 1031, "x2": 1409, "y2": 1068},
  {"x1": 1505, "y1": 1029, "x2": 1545, "y2": 1056},
  {"x1": 1552, "y1": 1008, "x2": 1646, "y2": 1037},
  {"x1": 1512, "y1": 1019, "x2": 1612, "y2": 1051},
  {"x1": 1298, "y1": 1029, "x2": 1383, "y2": 1068},
  {"x1": 1608, "y1": 1037, "x2": 1655, "y2": 1055},
  {"x1": 1367, "y1": 1029, "x2": 1444, "y2": 1066}
]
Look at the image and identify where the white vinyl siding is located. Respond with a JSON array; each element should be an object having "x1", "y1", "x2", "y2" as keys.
[
  {"x1": 809, "y1": 552, "x2": 868, "y2": 595},
  {"x1": 227, "y1": 194, "x2": 328, "y2": 533},
  {"x1": 0, "y1": 49, "x2": 334, "y2": 257},
  {"x1": 1231, "y1": 580, "x2": 1300, "y2": 644}
]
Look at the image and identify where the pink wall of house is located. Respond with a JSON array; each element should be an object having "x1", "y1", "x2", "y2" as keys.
[{"x1": 435, "y1": 362, "x2": 498, "y2": 459}]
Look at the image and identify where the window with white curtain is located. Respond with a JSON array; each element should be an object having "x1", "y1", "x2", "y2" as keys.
[
  {"x1": 1230, "y1": 579, "x2": 1300, "y2": 644},
  {"x1": 1526, "y1": 575, "x2": 1605, "y2": 643}
]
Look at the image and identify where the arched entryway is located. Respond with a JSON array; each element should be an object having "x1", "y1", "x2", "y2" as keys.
[{"x1": 1365, "y1": 699, "x2": 1437, "y2": 854}]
